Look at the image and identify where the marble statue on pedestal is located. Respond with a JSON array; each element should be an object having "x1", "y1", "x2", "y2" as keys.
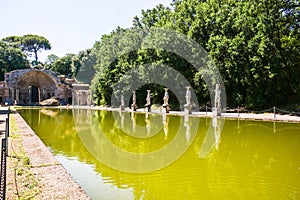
[
  {"x1": 162, "y1": 88, "x2": 169, "y2": 113},
  {"x1": 145, "y1": 90, "x2": 151, "y2": 112},
  {"x1": 131, "y1": 91, "x2": 137, "y2": 111},
  {"x1": 184, "y1": 86, "x2": 192, "y2": 115},
  {"x1": 120, "y1": 94, "x2": 125, "y2": 110},
  {"x1": 212, "y1": 84, "x2": 221, "y2": 116}
]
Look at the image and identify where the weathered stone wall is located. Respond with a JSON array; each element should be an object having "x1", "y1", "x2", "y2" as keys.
[{"x1": 0, "y1": 69, "x2": 91, "y2": 106}]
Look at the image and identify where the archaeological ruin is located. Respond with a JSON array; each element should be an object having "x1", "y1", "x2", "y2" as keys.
[{"x1": 0, "y1": 69, "x2": 91, "y2": 106}]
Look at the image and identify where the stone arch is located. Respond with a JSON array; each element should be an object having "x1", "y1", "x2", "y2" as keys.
[{"x1": 15, "y1": 70, "x2": 59, "y2": 105}]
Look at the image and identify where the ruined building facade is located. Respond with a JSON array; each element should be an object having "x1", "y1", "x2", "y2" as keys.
[{"x1": 0, "y1": 69, "x2": 91, "y2": 106}]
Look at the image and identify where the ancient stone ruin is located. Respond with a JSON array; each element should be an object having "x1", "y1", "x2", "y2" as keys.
[{"x1": 0, "y1": 69, "x2": 91, "y2": 106}]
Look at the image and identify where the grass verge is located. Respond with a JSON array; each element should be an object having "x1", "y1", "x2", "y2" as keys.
[{"x1": 7, "y1": 115, "x2": 41, "y2": 200}]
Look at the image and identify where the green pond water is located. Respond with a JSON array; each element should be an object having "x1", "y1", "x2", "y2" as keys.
[{"x1": 17, "y1": 108, "x2": 300, "y2": 200}]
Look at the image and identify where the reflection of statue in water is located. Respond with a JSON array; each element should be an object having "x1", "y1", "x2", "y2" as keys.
[
  {"x1": 162, "y1": 113, "x2": 169, "y2": 140},
  {"x1": 184, "y1": 115, "x2": 191, "y2": 142},
  {"x1": 145, "y1": 116, "x2": 151, "y2": 136},
  {"x1": 184, "y1": 86, "x2": 192, "y2": 114},
  {"x1": 213, "y1": 117, "x2": 221, "y2": 150},
  {"x1": 119, "y1": 110, "x2": 125, "y2": 128},
  {"x1": 131, "y1": 91, "x2": 137, "y2": 111},
  {"x1": 131, "y1": 112, "x2": 136, "y2": 132},
  {"x1": 145, "y1": 90, "x2": 151, "y2": 112},
  {"x1": 213, "y1": 84, "x2": 221, "y2": 116},
  {"x1": 198, "y1": 117, "x2": 223, "y2": 158},
  {"x1": 162, "y1": 88, "x2": 169, "y2": 113}
]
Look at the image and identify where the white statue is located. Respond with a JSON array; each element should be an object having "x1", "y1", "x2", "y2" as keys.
[
  {"x1": 120, "y1": 94, "x2": 125, "y2": 110},
  {"x1": 145, "y1": 90, "x2": 151, "y2": 112},
  {"x1": 185, "y1": 86, "x2": 191, "y2": 105},
  {"x1": 163, "y1": 88, "x2": 169, "y2": 105},
  {"x1": 214, "y1": 84, "x2": 221, "y2": 108},
  {"x1": 132, "y1": 91, "x2": 136, "y2": 105},
  {"x1": 131, "y1": 91, "x2": 137, "y2": 111},
  {"x1": 213, "y1": 84, "x2": 221, "y2": 116},
  {"x1": 146, "y1": 90, "x2": 151, "y2": 105}
]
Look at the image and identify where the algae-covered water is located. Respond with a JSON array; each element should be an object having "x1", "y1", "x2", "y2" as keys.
[{"x1": 18, "y1": 108, "x2": 300, "y2": 200}]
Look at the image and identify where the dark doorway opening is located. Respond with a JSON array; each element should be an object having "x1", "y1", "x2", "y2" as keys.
[{"x1": 31, "y1": 86, "x2": 39, "y2": 103}]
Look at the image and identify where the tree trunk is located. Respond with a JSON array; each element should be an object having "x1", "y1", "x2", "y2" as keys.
[{"x1": 34, "y1": 49, "x2": 38, "y2": 62}]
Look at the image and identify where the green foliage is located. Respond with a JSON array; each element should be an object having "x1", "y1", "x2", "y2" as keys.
[
  {"x1": 0, "y1": 41, "x2": 30, "y2": 80},
  {"x1": 90, "y1": 0, "x2": 300, "y2": 109},
  {"x1": 46, "y1": 49, "x2": 94, "y2": 79},
  {"x1": 46, "y1": 53, "x2": 75, "y2": 77},
  {"x1": 0, "y1": 34, "x2": 51, "y2": 78},
  {"x1": 45, "y1": 54, "x2": 59, "y2": 65},
  {"x1": 20, "y1": 34, "x2": 51, "y2": 62}
]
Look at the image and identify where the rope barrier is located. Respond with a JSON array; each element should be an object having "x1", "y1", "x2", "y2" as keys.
[
  {"x1": 241, "y1": 108, "x2": 274, "y2": 114},
  {"x1": 234, "y1": 106, "x2": 300, "y2": 118},
  {"x1": 275, "y1": 107, "x2": 298, "y2": 115},
  {"x1": 198, "y1": 105, "x2": 299, "y2": 118}
]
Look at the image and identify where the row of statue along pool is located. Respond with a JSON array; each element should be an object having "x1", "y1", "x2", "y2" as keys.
[{"x1": 18, "y1": 108, "x2": 300, "y2": 200}]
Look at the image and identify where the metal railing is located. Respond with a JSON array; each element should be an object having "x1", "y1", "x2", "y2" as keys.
[{"x1": 0, "y1": 108, "x2": 9, "y2": 200}]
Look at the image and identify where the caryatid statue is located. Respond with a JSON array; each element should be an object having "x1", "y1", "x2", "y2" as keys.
[
  {"x1": 163, "y1": 88, "x2": 169, "y2": 106},
  {"x1": 162, "y1": 88, "x2": 169, "y2": 113},
  {"x1": 131, "y1": 90, "x2": 137, "y2": 111},
  {"x1": 120, "y1": 94, "x2": 125, "y2": 110},
  {"x1": 214, "y1": 84, "x2": 221, "y2": 108},
  {"x1": 184, "y1": 86, "x2": 192, "y2": 114},
  {"x1": 213, "y1": 84, "x2": 221, "y2": 116},
  {"x1": 145, "y1": 90, "x2": 151, "y2": 112},
  {"x1": 185, "y1": 86, "x2": 191, "y2": 105}
]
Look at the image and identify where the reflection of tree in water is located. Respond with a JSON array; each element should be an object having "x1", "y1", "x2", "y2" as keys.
[{"x1": 18, "y1": 109, "x2": 300, "y2": 200}]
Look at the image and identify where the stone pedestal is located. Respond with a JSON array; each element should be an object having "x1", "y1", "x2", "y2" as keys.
[
  {"x1": 162, "y1": 104, "x2": 169, "y2": 113},
  {"x1": 145, "y1": 104, "x2": 151, "y2": 112},
  {"x1": 184, "y1": 104, "x2": 192, "y2": 115},
  {"x1": 131, "y1": 104, "x2": 137, "y2": 112},
  {"x1": 212, "y1": 107, "x2": 221, "y2": 117}
]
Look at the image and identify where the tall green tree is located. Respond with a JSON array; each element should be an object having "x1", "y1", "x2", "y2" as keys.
[
  {"x1": 45, "y1": 54, "x2": 59, "y2": 65},
  {"x1": 21, "y1": 34, "x2": 51, "y2": 63},
  {"x1": 0, "y1": 40, "x2": 29, "y2": 80},
  {"x1": 47, "y1": 53, "x2": 75, "y2": 76},
  {"x1": 91, "y1": 0, "x2": 300, "y2": 109}
]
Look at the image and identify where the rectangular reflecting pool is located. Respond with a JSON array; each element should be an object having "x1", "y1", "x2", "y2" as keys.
[{"x1": 17, "y1": 108, "x2": 300, "y2": 200}]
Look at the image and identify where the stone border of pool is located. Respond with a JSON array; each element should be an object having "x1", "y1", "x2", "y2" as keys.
[
  {"x1": 7, "y1": 110, "x2": 90, "y2": 199},
  {"x1": 13, "y1": 105, "x2": 300, "y2": 122},
  {"x1": 23, "y1": 105, "x2": 298, "y2": 122}
]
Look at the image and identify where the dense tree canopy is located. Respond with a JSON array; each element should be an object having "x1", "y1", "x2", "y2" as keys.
[
  {"x1": 21, "y1": 34, "x2": 51, "y2": 63},
  {"x1": 2, "y1": 34, "x2": 51, "y2": 63},
  {"x1": 46, "y1": 49, "x2": 94, "y2": 80},
  {"x1": 90, "y1": 0, "x2": 300, "y2": 109},
  {"x1": 0, "y1": 40, "x2": 29, "y2": 80}
]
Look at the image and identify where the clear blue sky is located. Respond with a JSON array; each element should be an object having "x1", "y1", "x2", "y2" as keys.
[{"x1": 0, "y1": 0, "x2": 171, "y2": 62}]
